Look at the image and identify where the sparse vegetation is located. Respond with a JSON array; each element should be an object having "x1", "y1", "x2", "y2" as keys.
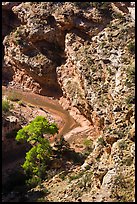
[
  {"x1": 83, "y1": 139, "x2": 93, "y2": 156},
  {"x1": 73, "y1": 2, "x2": 91, "y2": 9},
  {"x1": 126, "y1": 63, "x2": 135, "y2": 84},
  {"x1": 112, "y1": 130, "x2": 125, "y2": 138},
  {"x1": 18, "y1": 100, "x2": 25, "y2": 106},
  {"x1": 91, "y1": 2, "x2": 111, "y2": 15},
  {"x1": 87, "y1": 57, "x2": 93, "y2": 65},
  {"x1": 111, "y1": 173, "x2": 134, "y2": 202},
  {"x1": 127, "y1": 41, "x2": 135, "y2": 54},
  {"x1": 112, "y1": 12, "x2": 124, "y2": 20},
  {"x1": 69, "y1": 171, "x2": 85, "y2": 182},
  {"x1": 125, "y1": 95, "x2": 135, "y2": 105},
  {"x1": 2, "y1": 99, "x2": 13, "y2": 113},
  {"x1": 107, "y1": 66, "x2": 113, "y2": 75},
  {"x1": 91, "y1": 65, "x2": 96, "y2": 72},
  {"x1": 122, "y1": 156, "x2": 133, "y2": 166},
  {"x1": 59, "y1": 171, "x2": 67, "y2": 180},
  {"x1": 83, "y1": 139, "x2": 93, "y2": 148},
  {"x1": 118, "y1": 140, "x2": 127, "y2": 150},
  {"x1": 97, "y1": 137, "x2": 106, "y2": 146}
]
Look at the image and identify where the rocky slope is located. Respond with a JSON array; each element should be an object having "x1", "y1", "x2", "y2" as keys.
[{"x1": 2, "y1": 2, "x2": 135, "y2": 202}]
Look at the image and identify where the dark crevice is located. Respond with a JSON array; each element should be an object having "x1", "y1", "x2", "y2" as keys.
[{"x1": 39, "y1": 80, "x2": 63, "y2": 99}]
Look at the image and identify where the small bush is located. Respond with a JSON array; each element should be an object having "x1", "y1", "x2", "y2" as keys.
[
  {"x1": 87, "y1": 57, "x2": 93, "y2": 65},
  {"x1": 125, "y1": 95, "x2": 135, "y2": 105},
  {"x1": 83, "y1": 139, "x2": 93, "y2": 154},
  {"x1": 112, "y1": 12, "x2": 124, "y2": 19},
  {"x1": 83, "y1": 139, "x2": 93, "y2": 147},
  {"x1": 18, "y1": 100, "x2": 25, "y2": 106},
  {"x1": 73, "y1": 2, "x2": 91, "y2": 9},
  {"x1": 112, "y1": 130, "x2": 125, "y2": 138},
  {"x1": 69, "y1": 171, "x2": 84, "y2": 182},
  {"x1": 127, "y1": 41, "x2": 135, "y2": 54},
  {"x1": 2, "y1": 100, "x2": 12, "y2": 113},
  {"x1": 118, "y1": 140, "x2": 127, "y2": 150},
  {"x1": 123, "y1": 156, "x2": 133, "y2": 166},
  {"x1": 127, "y1": 63, "x2": 135, "y2": 83},
  {"x1": 59, "y1": 172, "x2": 66, "y2": 180},
  {"x1": 97, "y1": 137, "x2": 106, "y2": 146}
]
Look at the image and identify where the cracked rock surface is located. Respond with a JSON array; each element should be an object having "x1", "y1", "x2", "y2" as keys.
[{"x1": 2, "y1": 2, "x2": 135, "y2": 202}]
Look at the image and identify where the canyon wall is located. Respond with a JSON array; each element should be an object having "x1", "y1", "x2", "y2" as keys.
[{"x1": 2, "y1": 2, "x2": 135, "y2": 202}]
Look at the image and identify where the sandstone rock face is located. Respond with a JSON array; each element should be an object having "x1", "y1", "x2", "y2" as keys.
[
  {"x1": 2, "y1": 2, "x2": 21, "y2": 83},
  {"x1": 3, "y1": 2, "x2": 66, "y2": 96},
  {"x1": 2, "y1": 2, "x2": 135, "y2": 202},
  {"x1": 3, "y1": 2, "x2": 112, "y2": 95}
]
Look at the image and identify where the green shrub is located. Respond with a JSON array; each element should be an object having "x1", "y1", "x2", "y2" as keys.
[
  {"x1": 127, "y1": 41, "x2": 135, "y2": 54},
  {"x1": 97, "y1": 137, "x2": 106, "y2": 146},
  {"x1": 118, "y1": 140, "x2": 127, "y2": 150},
  {"x1": 122, "y1": 156, "x2": 133, "y2": 166},
  {"x1": 59, "y1": 172, "x2": 67, "y2": 180},
  {"x1": 2, "y1": 99, "x2": 12, "y2": 113},
  {"x1": 126, "y1": 63, "x2": 135, "y2": 84},
  {"x1": 112, "y1": 12, "x2": 124, "y2": 19},
  {"x1": 69, "y1": 171, "x2": 84, "y2": 182},
  {"x1": 125, "y1": 95, "x2": 135, "y2": 105},
  {"x1": 83, "y1": 139, "x2": 93, "y2": 156},
  {"x1": 83, "y1": 139, "x2": 93, "y2": 147},
  {"x1": 87, "y1": 57, "x2": 93, "y2": 65},
  {"x1": 18, "y1": 100, "x2": 25, "y2": 106}
]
